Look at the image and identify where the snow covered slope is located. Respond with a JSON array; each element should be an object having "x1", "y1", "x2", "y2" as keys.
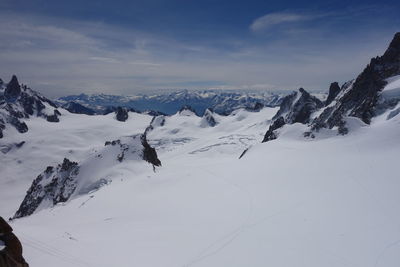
[
  {"x1": 0, "y1": 109, "x2": 154, "y2": 217},
  {"x1": 1, "y1": 32, "x2": 400, "y2": 267},
  {"x1": 3, "y1": 103, "x2": 399, "y2": 267}
]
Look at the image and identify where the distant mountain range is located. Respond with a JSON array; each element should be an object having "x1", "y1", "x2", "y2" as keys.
[{"x1": 55, "y1": 90, "x2": 287, "y2": 115}]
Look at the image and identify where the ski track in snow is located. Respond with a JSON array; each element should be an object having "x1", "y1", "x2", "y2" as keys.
[
  {"x1": 182, "y1": 168, "x2": 254, "y2": 267},
  {"x1": 1, "y1": 105, "x2": 400, "y2": 267}
]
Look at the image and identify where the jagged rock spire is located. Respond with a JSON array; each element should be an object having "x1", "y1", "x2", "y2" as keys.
[
  {"x1": 325, "y1": 82, "x2": 340, "y2": 106},
  {"x1": 4, "y1": 75, "x2": 21, "y2": 100},
  {"x1": 381, "y1": 32, "x2": 400, "y2": 62}
]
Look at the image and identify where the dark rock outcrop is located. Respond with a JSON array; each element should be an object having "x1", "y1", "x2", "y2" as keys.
[
  {"x1": 310, "y1": 32, "x2": 400, "y2": 134},
  {"x1": 0, "y1": 75, "x2": 60, "y2": 138},
  {"x1": 105, "y1": 134, "x2": 161, "y2": 167},
  {"x1": 286, "y1": 88, "x2": 324, "y2": 124},
  {"x1": 46, "y1": 110, "x2": 60, "y2": 122},
  {"x1": 325, "y1": 82, "x2": 341, "y2": 106},
  {"x1": 141, "y1": 134, "x2": 162, "y2": 167},
  {"x1": 262, "y1": 88, "x2": 323, "y2": 142},
  {"x1": 0, "y1": 216, "x2": 29, "y2": 266},
  {"x1": 115, "y1": 107, "x2": 129, "y2": 121},
  {"x1": 262, "y1": 116, "x2": 285, "y2": 143},
  {"x1": 14, "y1": 158, "x2": 80, "y2": 219},
  {"x1": 245, "y1": 102, "x2": 264, "y2": 112},
  {"x1": 4, "y1": 75, "x2": 21, "y2": 101},
  {"x1": 201, "y1": 109, "x2": 217, "y2": 127},
  {"x1": 14, "y1": 134, "x2": 161, "y2": 218},
  {"x1": 144, "y1": 115, "x2": 166, "y2": 135}
]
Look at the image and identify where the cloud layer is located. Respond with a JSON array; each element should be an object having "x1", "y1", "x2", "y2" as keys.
[{"x1": 0, "y1": 6, "x2": 398, "y2": 98}]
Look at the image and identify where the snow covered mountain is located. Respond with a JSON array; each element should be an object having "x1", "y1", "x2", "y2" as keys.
[
  {"x1": 0, "y1": 33, "x2": 400, "y2": 267},
  {"x1": 13, "y1": 134, "x2": 161, "y2": 219},
  {"x1": 0, "y1": 75, "x2": 61, "y2": 139},
  {"x1": 56, "y1": 90, "x2": 284, "y2": 115},
  {"x1": 262, "y1": 32, "x2": 400, "y2": 142}
]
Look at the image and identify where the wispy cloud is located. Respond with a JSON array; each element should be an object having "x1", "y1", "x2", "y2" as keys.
[
  {"x1": 0, "y1": 8, "x2": 397, "y2": 98},
  {"x1": 250, "y1": 12, "x2": 306, "y2": 32}
]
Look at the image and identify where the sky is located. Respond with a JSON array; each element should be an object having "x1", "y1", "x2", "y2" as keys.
[{"x1": 0, "y1": 0, "x2": 399, "y2": 97}]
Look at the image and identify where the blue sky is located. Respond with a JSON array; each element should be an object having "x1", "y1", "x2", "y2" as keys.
[{"x1": 0, "y1": 0, "x2": 399, "y2": 97}]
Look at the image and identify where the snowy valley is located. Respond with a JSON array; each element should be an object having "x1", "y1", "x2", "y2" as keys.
[{"x1": 0, "y1": 32, "x2": 400, "y2": 267}]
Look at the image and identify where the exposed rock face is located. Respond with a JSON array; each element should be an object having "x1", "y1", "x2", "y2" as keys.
[
  {"x1": 140, "y1": 134, "x2": 162, "y2": 167},
  {"x1": 0, "y1": 216, "x2": 29, "y2": 266},
  {"x1": 0, "y1": 75, "x2": 60, "y2": 138},
  {"x1": 104, "y1": 134, "x2": 161, "y2": 167},
  {"x1": 285, "y1": 88, "x2": 324, "y2": 124},
  {"x1": 262, "y1": 88, "x2": 323, "y2": 142},
  {"x1": 262, "y1": 116, "x2": 285, "y2": 143},
  {"x1": 14, "y1": 134, "x2": 161, "y2": 218},
  {"x1": 200, "y1": 109, "x2": 217, "y2": 127},
  {"x1": 310, "y1": 32, "x2": 400, "y2": 133},
  {"x1": 245, "y1": 102, "x2": 264, "y2": 112},
  {"x1": 14, "y1": 158, "x2": 80, "y2": 218},
  {"x1": 144, "y1": 115, "x2": 166, "y2": 135},
  {"x1": 115, "y1": 107, "x2": 129, "y2": 121},
  {"x1": 325, "y1": 82, "x2": 341, "y2": 106},
  {"x1": 4, "y1": 75, "x2": 21, "y2": 101},
  {"x1": 46, "y1": 110, "x2": 60, "y2": 122},
  {"x1": 62, "y1": 101, "x2": 96, "y2": 115}
]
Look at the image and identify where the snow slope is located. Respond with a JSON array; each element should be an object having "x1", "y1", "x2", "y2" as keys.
[
  {"x1": 382, "y1": 75, "x2": 400, "y2": 99},
  {"x1": 0, "y1": 109, "x2": 153, "y2": 217},
  {"x1": 1, "y1": 105, "x2": 400, "y2": 267}
]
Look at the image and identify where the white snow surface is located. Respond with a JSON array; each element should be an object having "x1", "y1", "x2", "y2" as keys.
[
  {"x1": 382, "y1": 75, "x2": 400, "y2": 99},
  {"x1": 1, "y1": 106, "x2": 400, "y2": 267}
]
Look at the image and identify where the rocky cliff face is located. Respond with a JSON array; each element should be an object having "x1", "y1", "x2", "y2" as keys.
[
  {"x1": 310, "y1": 32, "x2": 400, "y2": 134},
  {"x1": 262, "y1": 88, "x2": 323, "y2": 142},
  {"x1": 262, "y1": 32, "x2": 400, "y2": 141},
  {"x1": 115, "y1": 107, "x2": 129, "y2": 121},
  {"x1": 0, "y1": 75, "x2": 60, "y2": 138},
  {"x1": 200, "y1": 109, "x2": 218, "y2": 127},
  {"x1": 14, "y1": 158, "x2": 80, "y2": 218},
  {"x1": 325, "y1": 82, "x2": 341, "y2": 106},
  {"x1": 14, "y1": 134, "x2": 161, "y2": 218}
]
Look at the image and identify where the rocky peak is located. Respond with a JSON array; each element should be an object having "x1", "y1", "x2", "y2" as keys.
[
  {"x1": 381, "y1": 32, "x2": 400, "y2": 63},
  {"x1": 0, "y1": 75, "x2": 61, "y2": 138},
  {"x1": 286, "y1": 88, "x2": 323, "y2": 124},
  {"x1": 14, "y1": 158, "x2": 80, "y2": 219},
  {"x1": 309, "y1": 32, "x2": 400, "y2": 134},
  {"x1": 245, "y1": 102, "x2": 264, "y2": 112},
  {"x1": 115, "y1": 107, "x2": 129, "y2": 122},
  {"x1": 4, "y1": 75, "x2": 21, "y2": 101},
  {"x1": 325, "y1": 82, "x2": 341, "y2": 106},
  {"x1": 201, "y1": 108, "x2": 217, "y2": 127},
  {"x1": 14, "y1": 134, "x2": 161, "y2": 218},
  {"x1": 262, "y1": 88, "x2": 323, "y2": 142}
]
